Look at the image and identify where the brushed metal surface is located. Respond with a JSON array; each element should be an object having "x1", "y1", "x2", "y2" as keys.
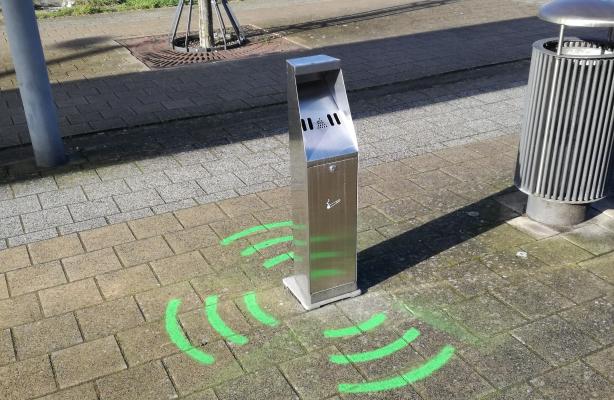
[
  {"x1": 307, "y1": 158, "x2": 358, "y2": 294},
  {"x1": 539, "y1": 0, "x2": 614, "y2": 28},
  {"x1": 286, "y1": 55, "x2": 359, "y2": 308}
]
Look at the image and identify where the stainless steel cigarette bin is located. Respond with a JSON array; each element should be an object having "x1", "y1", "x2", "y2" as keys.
[
  {"x1": 283, "y1": 55, "x2": 361, "y2": 310},
  {"x1": 516, "y1": 0, "x2": 614, "y2": 227}
]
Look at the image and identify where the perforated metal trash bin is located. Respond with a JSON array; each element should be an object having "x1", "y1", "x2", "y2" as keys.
[{"x1": 516, "y1": 0, "x2": 614, "y2": 227}]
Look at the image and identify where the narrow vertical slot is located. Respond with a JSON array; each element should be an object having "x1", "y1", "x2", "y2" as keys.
[
  {"x1": 327, "y1": 114, "x2": 335, "y2": 126},
  {"x1": 307, "y1": 118, "x2": 314, "y2": 130},
  {"x1": 334, "y1": 113, "x2": 341, "y2": 125}
]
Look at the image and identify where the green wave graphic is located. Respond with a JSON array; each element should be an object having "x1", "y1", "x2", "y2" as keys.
[{"x1": 165, "y1": 299, "x2": 215, "y2": 365}]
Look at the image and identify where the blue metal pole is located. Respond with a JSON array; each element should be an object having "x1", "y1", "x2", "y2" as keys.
[{"x1": 1, "y1": 0, "x2": 66, "y2": 167}]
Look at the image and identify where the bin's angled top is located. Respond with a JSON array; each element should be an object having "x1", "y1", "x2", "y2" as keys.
[
  {"x1": 539, "y1": 0, "x2": 614, "y2": 28},
  {"x1": 287, "y1": 55, "x2": 341, "y2": 76}
]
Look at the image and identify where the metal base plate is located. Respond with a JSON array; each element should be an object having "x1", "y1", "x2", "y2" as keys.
[
  {"x1": 526, "y1": 196, "x2": 587, "y2": 228},
  {"x1": 283, "y1": 276, "x2": 361, "y2": 311}
]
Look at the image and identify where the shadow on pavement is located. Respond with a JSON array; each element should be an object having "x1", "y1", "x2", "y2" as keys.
[{"x1": 357, "y1": 187, "x2": 520, "y2": 292}]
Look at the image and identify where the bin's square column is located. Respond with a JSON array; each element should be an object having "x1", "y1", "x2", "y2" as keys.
[{"x1": 284, "y1": 55, "x2": 361, "y2": 310}]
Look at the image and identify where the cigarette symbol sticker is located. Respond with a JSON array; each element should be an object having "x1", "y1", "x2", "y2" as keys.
[{"x1": 326, "y1": 198, "x2": 341, "y2": 210}]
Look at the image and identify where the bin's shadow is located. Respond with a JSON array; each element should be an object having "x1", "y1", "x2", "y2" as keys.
[{"x1": 357, "y1": 186, "x2": 521, "y2": 291}]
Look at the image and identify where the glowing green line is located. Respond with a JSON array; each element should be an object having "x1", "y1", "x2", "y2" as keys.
[
  {"x1": 311, "y1": 269, "x2": 344, "y2": 279},
  {"x1": 243, "y1": 292, "x2": 279, "y2": 327},
  {"x1": 165, "y1": 299, "x2": 214, "y2": 365},
  {"x1": 402, "y1": 345, "x2": 455, "y2": 383},
  {"x1": 310, "y1": 251, "x2": 341, "y2": 260},
  {"x1": 329, "y1": 328, "x2": 420, "y2": 364},
  {"x1": 205, "y1": 296, "x2": 248, "y2": 345},
  {"x1": 338, "y1": 345, "x2": 456, "y2": 393},
  {"x1": 263, "y1": 252, "x2": 294, "y2": 269},
  {"x1": 241, "y1": 236, "x2": 293, "y2": 257},
  {"x1": 323, "y1": 312, "x2": 387, "y2": 338},
  {"x1": 221, "y1": 220, "x2": 293, "y2": 245}
]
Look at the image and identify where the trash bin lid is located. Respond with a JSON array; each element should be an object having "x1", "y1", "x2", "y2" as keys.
[{"x1": 539, "y1": 0, "x2": 614, "y2": 28}]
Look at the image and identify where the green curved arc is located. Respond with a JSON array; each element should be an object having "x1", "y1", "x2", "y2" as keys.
[
  {"x1": 241, "y1": 236, "x2": 293, "y2": 257},
  {"x1": 164, "y1": 299, "x2": 215, "y2": 365},
  {"x1": 263, "y1": 252, "x2": 294, "y2": 269},
  {"x1": 311, "y1": 269, "x2": 344, "y2": 279},
  {"x1": 221, "y1": 221, "x2": 293, "y2": 245},
  {"x1": 329, "y1": 328, "x2": 420, "y2": 365},
  {"x1": 338, "y1": 345, "x2": 456, "y2": 393},
  {"x1": 323, "y1": 312, "x2": 387, "y2": 338},
  {"x1": 243, "y1": 292, "x2": 279, "y2": 327},
  {"x1": 205, "y1": 295, "x2": 248, "y2": 345}
]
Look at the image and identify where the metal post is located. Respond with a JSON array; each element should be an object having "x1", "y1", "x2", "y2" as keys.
[
  {"x1": 0, "y1": 0, "x2": 66, "y2": 167},
  {"x1": 557, "y1": 24, "x2": 566, "y2": 55}
]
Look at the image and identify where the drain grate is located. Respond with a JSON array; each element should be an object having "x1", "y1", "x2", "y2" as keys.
[{"x1": 117, "y1": 26, "x2": 304, "y2": 69}]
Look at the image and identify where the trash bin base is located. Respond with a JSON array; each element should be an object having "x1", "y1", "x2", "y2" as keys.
[
  {"x1": 526, "y1": 195, "x2": 587, "y2": 228},
  {"x1": 283, "y1": 276, "x2": 361, "y2": 311}
]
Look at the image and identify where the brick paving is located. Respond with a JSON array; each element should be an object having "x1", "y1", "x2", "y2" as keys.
[
  {"x1": 0, "y1": 60, "x2": 527, "y2": 248},
  {"x1": 0, "y1": 0, "x2": 564, "y2": 147},
  {"x1": 1, "y1": 128, "x2": 614, "y2": 399}
]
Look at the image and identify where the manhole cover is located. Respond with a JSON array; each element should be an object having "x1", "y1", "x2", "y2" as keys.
[{"x1": 117, "y1": 26, "x2": 305, "y2": 69}]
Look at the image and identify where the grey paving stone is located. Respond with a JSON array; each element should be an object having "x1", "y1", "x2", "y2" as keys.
[
  {"x1": 560, "y1": 297, "x2": 614, "y2": 345},
  {"x1": 0, "y1": 185, "x2": 13, "y2": 201},
  {"x1": 460, "y1": 335, "x2": 549, "y2": 389},
  {"x1": 173, "y1": 148, "x2": 218, "y2": 166},
  {"x1": 125, "y1": 171, "x2": 171, "y2": 191},
  {"x1": 114, "y1": 189, "x2": 164, "y2": 212},
  {"x1": 0, "y1": 216, "x2": 23, "y2": 238},
  {"x1": 512, "y1": 315, "x2": 600, "y2": 366},
  {"x1": 0, "y1": 195, "x2": 41, "y2": 219},
  {"x1": 13, "y1": 313, "x2": 83, "y2": 359},
  {"x1": 106, "y1": 208, "x2": 154, "y2": 224},
  {"x1": 0, "y1": 355, "x2": 56, "y2": 399},
  {"x1": 58, "y1": 217, "x2": 107, "y2": 235},
  {"x1": 214, "y1": 367, "x2": 298, "y2": 400},
  {"x1": 69, "y1": 198, "x2": 119, "y2": 222},
  {"x1": 198, "y1": 173, "x2": 246, "y2": 194},
  {"x1": 76, "y1": 296, "x2": 144, "y2": 341},
  {"x1": 202, "y1": 158, "x2": 249, "y2": 175},
  {"x1": 152, "y1": 199, "x2": 197, "y2": 214},
  {"x1": 6, "y1": 261, "x2": 67, "y2": 296},
  {"x1": 163, "y1": 340, "x2": 243, "y2": 396},
  {"x1": 135, "y1": 155, "x2": 180, "y2": 172},
  {"x1": 52, "y1": 336, "x2": 127, "y2": 388},
  {"x1": 0, "y1": 328, "x2": 14, "y2": 366},
  {"x1": 157, "y1": 181, "x2": 205, "y2": 203},
  {"x1": 280, "y1": 347, "x2": 364, "y2": 400},
  {"x1": 83, "y1": 179, "x2": 131, "y2": 201},
  {"x1": 37, "y1": 384, "x2": 99, "y2": 400},
  {"x1": 563, "y1": 223, "x2": 614, "y2": 256},
  {"x1": 8, "y1": 228, "x2": 58, "y2": 247},
  {"x1": 446, "y1": 294, "x2": 527, "y2": 337},
  {"x1": 236, "y1": 181, "x2": 278, "y2": 196},
  {"x1": 196, "y1": 189, "x2": 238, "y2": 205},
  {"x1": 164, "y1": 164, "x2": 210, "y2": 183},
  {"x1": 537, "y1": 267, "x2": 612, "y2": 303},
  {"x1": 21, "y1": 206, "x2": 73, "y2": 233},
  {"x1": 96, "y1": 360, "x2": 176, "y2": 400},
  {"x1": 491, "y1": 280, "x2": 575, "y2": 319},
  {"x1": 12, "y1": 177, "x2": 58, "y2": 197},
  {"x1": 38, "y1": 187, "x2": 87, "y2": 209},
  {"x1": 55, "y1": 169, "x2": 101, "y2": 189},
  {"x1": 96, "y1": 163, "x2": 141, "y2": 181},
  {"x1": 530, "y1": 361, "x2": 613, "y2": 400}
]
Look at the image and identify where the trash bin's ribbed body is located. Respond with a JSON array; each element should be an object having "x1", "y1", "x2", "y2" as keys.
[{"x1": 516, "y1": 38, "x2": 614, "y2": 203}]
